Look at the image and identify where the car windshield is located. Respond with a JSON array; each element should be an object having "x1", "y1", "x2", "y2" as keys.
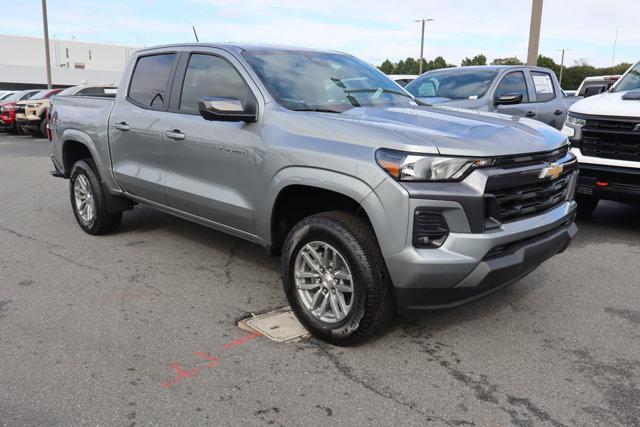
[
  {"x1": 3, "y1": 91, "x2": 30, "y2": 102},
  {"x1": 30, "y1": 90, "x2": 54, "y2": 100},
  {"x1": 243, "y1": 50, "x2": 415, "y2": 112},
  {"x1": 613, "y1": 62, "x2": 640, "y2": 93},
  {"x1": 0, "y1": 92, "x2": 14, "y2": 101},
  {"x1": 405, "y1": 68, "x2": 498, "y2": 100}
]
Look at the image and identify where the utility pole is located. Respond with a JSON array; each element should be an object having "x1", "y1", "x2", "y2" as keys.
[
  {"x1": 526, "y1": 0, "x2": 543, "y2": 66},
  {"x1": 611, "y1": 25, "x2": 619, "y2": 68},
  {"x1": 414, "y1": 18, "x2": 433, "y2": 75},
  {"x1": 41, "y1": 0, "x2": 52, "y2": 89},
  {"x1": 557, "y1": 48, "x2": 571, "y2": 86}
]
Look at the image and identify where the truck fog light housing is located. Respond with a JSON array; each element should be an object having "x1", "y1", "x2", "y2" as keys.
[{"x1": 413, "y1": 209, "x2": 449, "y2": 249}]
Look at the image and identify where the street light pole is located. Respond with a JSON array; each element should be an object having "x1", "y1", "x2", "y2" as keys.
[
  {"x1": 611, "y1": 25, "x2": 619, "y2": 68},
  {"x1": 557, "y1": 48, "x2": 571, "y2": 86},
  {"x1": 526, "y1": 0, "x2": 543, "y2": 66},
  {"x1": 414, "y1": 18, "x2": 434, "y2": 75},
  {"x1": 41, "y1": 0, "x2": 52, "y2": 89}
]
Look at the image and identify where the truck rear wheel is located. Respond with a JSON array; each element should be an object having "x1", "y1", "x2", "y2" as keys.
[
  {"x1": 576, "y1": 195, "x2": 599, "y2": 218},
  {"x1": 69, "y1": 159, "x2": 122, "y2": 235},
  {"x1": 281, "y1": 211, "x2": 394, "y2": 346}
]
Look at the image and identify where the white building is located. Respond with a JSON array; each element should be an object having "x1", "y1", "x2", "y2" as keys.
[{"x1": 0, "y1": 34, "x2": 137, "y2": 89}]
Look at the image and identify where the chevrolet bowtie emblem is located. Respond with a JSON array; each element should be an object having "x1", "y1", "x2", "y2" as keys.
[
  {"x1": 539, "y1": 162, "x2": 563, "y2": 180},
  {"x1": 633, "y1": 124, "x2": 640, "y2": 132}
]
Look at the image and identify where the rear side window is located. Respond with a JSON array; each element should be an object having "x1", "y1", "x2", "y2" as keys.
[
  {"x1": 531, "y1": 71, "x2": 556, "y2": 102},
  {"x1": 78, "y1": 87, "x2": 118, "y2": 97},
  {"x1": 495, "y1": 71, "x2": 529, "y2": 102},
  {"x1": 179, "y1": 54, "x2": 252, "y2": 113},
  {"x1": 128, "y1": 53, "x2": 176, "y2": 109}
]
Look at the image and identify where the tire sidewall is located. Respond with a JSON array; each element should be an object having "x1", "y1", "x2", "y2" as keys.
[
  {"x1": 69, "y1": 161, "x2": 99, "y2": 233},
  {"x1": 282, "y1": 220, "x2": 371, "y2": 343}
]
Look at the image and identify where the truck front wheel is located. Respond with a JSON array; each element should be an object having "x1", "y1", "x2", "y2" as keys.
[
  {"x1": 69, "y1": 159, "x2": 122, "y2": 235},
  {"x1": 282, "y1": 211, "x2": 394, "y2": 346}
]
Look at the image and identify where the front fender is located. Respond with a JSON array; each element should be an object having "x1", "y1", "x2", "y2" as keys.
[{"x1": 259, "y1": 166, "x2": 379, "y2": 247}]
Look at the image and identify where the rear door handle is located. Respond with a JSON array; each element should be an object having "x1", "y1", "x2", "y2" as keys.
[
  {"x1": 114, "y1": 122, "x2": 130, "y2": 131},
  {"x1": 525, "y1": 111, "x2": 536, "y2": 118},
  {"x1": 164, "y1": 129, "x2": 186, "y2": 141},
  {"x1": 554, "y1": 109, "x2": 564, "y2": 116}
]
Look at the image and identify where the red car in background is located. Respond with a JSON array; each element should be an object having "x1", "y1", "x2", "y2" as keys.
[{"x1": 0, "y1": 89, "x2": 44, "y2": 134}]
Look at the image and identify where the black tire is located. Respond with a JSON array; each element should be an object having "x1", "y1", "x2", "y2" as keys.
[
  {"x1": 39, "y1": 119, "x2": 47, "y2": 137},
  {"x1": 282, "y1": 211, "x2": 394, "y2": 346},
  {"x1": 575, "y1": 195, "x2": 599, "y2": 218},
  {"x1": 69, "y1": 159, "x2": 122, "y2": 235}
]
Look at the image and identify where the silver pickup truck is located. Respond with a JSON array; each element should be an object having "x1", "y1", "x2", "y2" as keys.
[
  {"x1": 405, "y1": 65, "x2": 579, "y2": 130},
  {"x1": 50, "y1": 43, "x2": 578, "y2": 345}
]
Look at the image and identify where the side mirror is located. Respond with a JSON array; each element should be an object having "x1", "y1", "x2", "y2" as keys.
[
  {"x1": 198, "y1": 97, "x2": 256, "y2": 122},
  {"x1": 583, "y1": 85, "x2": 605, "y2": 98},
  {"x1": 494, "y1": 93, "x2": 524, "y2": 105}
]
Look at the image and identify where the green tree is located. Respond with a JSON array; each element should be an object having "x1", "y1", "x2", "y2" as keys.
[
  {"x1": 537, "y1": 55, "x2": 560, "y2": 75},
  {"x1": 491, "y1": 57, "x2": 524, "y2": 65},
  {"x1": 461, "y1": 54, "x2": 487, "y2": 66},
  {"x1": 426, "y1": 56, "x2": 451, "y2": 71},
  {"x1": 378, "y1": 59, "x2": 394, "y2": 74}
]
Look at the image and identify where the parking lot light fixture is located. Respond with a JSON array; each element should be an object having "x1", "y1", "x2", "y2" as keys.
[{"x1": 414, "y1": 18, "x2": 434, "y2": 75}]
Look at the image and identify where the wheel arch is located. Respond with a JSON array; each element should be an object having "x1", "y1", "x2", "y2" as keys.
[{"x1": 262, "y1": 167, "x2": 382, "y2": 255}]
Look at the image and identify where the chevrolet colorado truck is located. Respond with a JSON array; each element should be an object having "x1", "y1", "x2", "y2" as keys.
[
  {"x1": 563, "y1": 61, "x2": 640, "y2": 216},
  {"x1": 50, "y1": 44, "x2": 578, "y2": 345}
]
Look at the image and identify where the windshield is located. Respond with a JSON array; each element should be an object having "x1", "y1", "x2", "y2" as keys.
[
  {"x1": 30, "y1": 90, "x2": 55, "y2": 100},
  {"x1": 243, "y1": 50, "x2": 414, "y2": 112},
  {"x1": 405, "y1": 68, "x2": 498, "y2": 100},
  {"x1": 0, "y1": 92, "x2": 14, "y2": 101},
  {"x1": 613, "y1": 62, "x2": 640, "y2": 93},
  {"x1": 3, "y1": 91, "x2": 30, "y2": 102}
]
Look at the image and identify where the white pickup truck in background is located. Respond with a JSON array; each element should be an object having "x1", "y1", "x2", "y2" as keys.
[{"x1": 563, "y1": 61, "x2": 640, "y2": 216}]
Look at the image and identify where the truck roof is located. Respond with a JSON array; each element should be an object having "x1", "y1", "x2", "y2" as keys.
[
  {"x1": 426, "y1": 65, "x2": 554, "y2": 73},
  {"x1": 136, "y1": 42, "x2": 344, "y2": 55}
]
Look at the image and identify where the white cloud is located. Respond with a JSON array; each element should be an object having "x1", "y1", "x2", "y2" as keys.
[{"x1": 3, "y1": 0, "x2": 638, "y2": 67}]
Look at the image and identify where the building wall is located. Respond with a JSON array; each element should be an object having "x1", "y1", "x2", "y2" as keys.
[{"x1": 0, "y1": 34, "x2": 137, "y2": 89}]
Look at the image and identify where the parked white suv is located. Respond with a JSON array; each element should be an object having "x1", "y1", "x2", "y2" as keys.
[{"x1": 563, "y1": 61, "x2": 640, "y2": 216}]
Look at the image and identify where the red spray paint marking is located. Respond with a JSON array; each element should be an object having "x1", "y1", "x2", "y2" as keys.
[
  {"x1": 161, "y1": 332, "x2": 263, "y2": 389},
  {"x1": 195, "y1": 352, "x2": 220, "y2": 368},
  {"x1": 161, "y1": 362, "x2": 199, "y2": 389},
  {"x1": 223, "y1": 332, "x2": 263, "y2": 349}
]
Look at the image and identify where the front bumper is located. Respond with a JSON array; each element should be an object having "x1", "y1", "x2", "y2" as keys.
[
  {"x1": 387, "y1": 201, "x2": 577, "y2": 313},
  {"x1": 576, "y1": 162, "x2": 640, "y2": 204}
]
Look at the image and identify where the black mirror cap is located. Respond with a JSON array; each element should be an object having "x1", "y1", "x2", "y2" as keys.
[
  {"x1": 494, "y1": 93, "x2": 524, "y2": 105},
  {"x1": 198, "y1": 97, "x2": 257, "y2": 122}
]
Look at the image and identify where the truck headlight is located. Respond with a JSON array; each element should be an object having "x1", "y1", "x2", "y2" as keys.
[
  {"x1": 375, "y1": 149, "x2": 493, "y2": 182},
  {"x1": 562, "y1": 113, "x2": 586, "y2": 143}
]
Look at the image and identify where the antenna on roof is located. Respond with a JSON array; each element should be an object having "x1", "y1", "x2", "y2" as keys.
[{"x1": 192, "y1": 26, "x2": 200, "y2": 43}]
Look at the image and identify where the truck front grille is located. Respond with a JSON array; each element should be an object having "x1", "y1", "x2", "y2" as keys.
[
  {"x1": 580, "y1": 117, "x2": 640, "y2": 162},
  {"x1": 487, "y1": 171, "x2": 573, "y2": 223}
]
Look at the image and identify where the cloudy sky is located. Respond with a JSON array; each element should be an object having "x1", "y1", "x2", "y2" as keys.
[{"x1": 5, "y1": 0, "x2": 638, "y2": 67}]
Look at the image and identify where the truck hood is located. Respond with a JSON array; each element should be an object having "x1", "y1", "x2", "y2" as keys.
[
  {"x1": 332, "y1": 105, "x2": 567, "y2": 157},
  {"x1": 570, "y1": 90, "x2": 640, "y2": 118},
  {"x1": 417, "y1": 97, "x2": 487, "y2": 109}
]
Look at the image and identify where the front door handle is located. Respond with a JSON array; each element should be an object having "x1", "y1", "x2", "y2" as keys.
[
  {"x1": 114, "y1": 122, "x2": 130, "y2": 131},
  {"x1": 525, "y1": 111, "x2": 536, "y2": 118},
  {"x1": 554, "y1": 109, "x2": 564, "y2": 116},
  {"x1": 164, "y1": 129, "x2": 186, "y2": 141}
]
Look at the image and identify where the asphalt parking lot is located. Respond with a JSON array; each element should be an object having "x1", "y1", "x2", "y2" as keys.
[{"x1": 1, "y1": 133, "x2": 639, "y2": 426}]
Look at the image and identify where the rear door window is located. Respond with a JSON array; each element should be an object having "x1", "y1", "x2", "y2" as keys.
[
  {"x1": 531, "y1": 71, "x2": 556, "y2": 102},
  {"x1": 495, "y1": 71, "x2": 529, "y2": 102},
  {"x1": 128, "y1": 53, "x2": 176, "y2": 110}
]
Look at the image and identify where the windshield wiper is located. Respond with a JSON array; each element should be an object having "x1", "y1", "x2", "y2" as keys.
[
  {"x1": 293, "y1": 108, "x2": 342, "y2": 113},
  {"x1": 343, "y1": 88, "x2": 414, "y2": 99}
]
